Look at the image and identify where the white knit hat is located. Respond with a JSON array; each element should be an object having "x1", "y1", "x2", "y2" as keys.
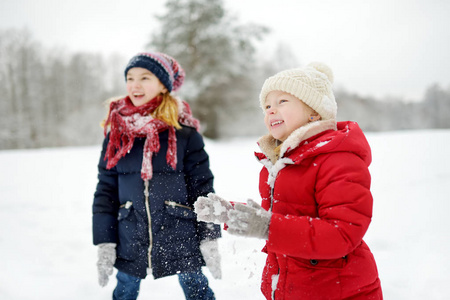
[{"x1": 259, "y1": 62, "x2": 337, "y2": 120}]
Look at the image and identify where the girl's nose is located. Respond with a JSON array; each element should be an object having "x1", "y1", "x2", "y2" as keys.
[{"x1": 267, "y1": 106, "x2": 276, "y2": 114}]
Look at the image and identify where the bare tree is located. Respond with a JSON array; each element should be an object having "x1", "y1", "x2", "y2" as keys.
[
  {"x1": 0, "y1": 29, "x2": 117, "y2": 149},
  {"x1": 0, "y1": 29, "x2": 42, "y2": 148}
]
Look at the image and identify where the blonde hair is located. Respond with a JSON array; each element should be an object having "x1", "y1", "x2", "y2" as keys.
[
  {"x1": 101, "y1": 93, "x2": 181, "y2": 129},
  {"x1": 154, "y1": 93, "x2": 181, "y2": 129},
  {"x1": 273, "y1": 143, "x2": 282, "y2": 162}
]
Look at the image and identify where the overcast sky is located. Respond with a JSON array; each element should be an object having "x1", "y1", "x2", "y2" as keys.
[{"x1": 1, "y1": 0, "x2": 450, "y2": 101}]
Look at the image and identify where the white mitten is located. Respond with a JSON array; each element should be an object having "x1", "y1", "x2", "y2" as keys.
[
  {"x1": 200, "y1": 239, "x2": 222, "y2": 279},
  {"x1": 194, "y1": 193, "x2": 233, "y2": 223},
  {"x1": 227, "y1": 199, "x2": 271, "y2": 239},
  {"x1": 97, "y1": 243, "x2": 116, "y2": 287}
]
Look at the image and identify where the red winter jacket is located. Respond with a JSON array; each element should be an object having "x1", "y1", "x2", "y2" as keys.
[{"x1": 256, "y1": 120, "x2": 382, "y2": 300}]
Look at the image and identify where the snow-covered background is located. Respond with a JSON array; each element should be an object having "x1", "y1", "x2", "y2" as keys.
[{"x1": 1, "y1": 129, "x2": 449, "y2": 299}]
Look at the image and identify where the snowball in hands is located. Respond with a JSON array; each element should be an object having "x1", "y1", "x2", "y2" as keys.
[
  {"x1": 97, "y1": 243, "x2": 116, "y2": 287},
  {"x1": 227, "y1": 199, "x2": 271, "y2": 239},
  {"x1": 194, "y1": 193, "x2": 233, "y2": 223},
  {"x1": 200, "y1": 239, "x2": 222, "y2": 279}
]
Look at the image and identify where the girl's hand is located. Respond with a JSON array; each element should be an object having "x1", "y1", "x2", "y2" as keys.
[
  {"x1": 200, "y1": 238, "x2": 222, "y2": 279},
  {"x1": 194, "y1": 193, "x2": 233, "y2": 223},
  {"x1": 227, "y1": 199, "x2": 271, "y2": 240},
  {"x1": 97, "y1": 243, "x2": 116, "y2": 287}
]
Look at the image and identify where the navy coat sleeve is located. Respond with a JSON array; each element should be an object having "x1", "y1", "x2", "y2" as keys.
[
  {"x1": 92, "y1": 135, "x2": 120, "y2": 245},
  {"x1": 182, "y1": 128, "x2": 221, "y2": 241}
]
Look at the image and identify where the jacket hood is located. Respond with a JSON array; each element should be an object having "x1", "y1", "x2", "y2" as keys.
[{"x1": 256, "y1": 120, "x2": 371, "y2": 167}]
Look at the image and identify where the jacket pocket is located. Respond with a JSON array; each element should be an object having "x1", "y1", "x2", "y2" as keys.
[
  {"x1": 284, "y1": 256, "x2": 345, "y2": 297},
  {"x1": 161, "y1": 201, "x2": 197, "y2": 241},
  {"x1": 117, "y1": 201, "x2": 139, "y2": 261},
  {"x1": 118, "y1": 201, "x2": 133, "y2": 220},
  {"x1": 164, "y1": 201, "x2": 196, "y2": 219},
  {"x1": 289, "y1": 256, "x2": 347, "y2": 270},
  {"x1": 158, "y1": 201, "x2": 199, "y2": 258}
]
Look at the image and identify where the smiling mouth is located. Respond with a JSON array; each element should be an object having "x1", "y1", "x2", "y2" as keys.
[
  {"x1": 271, "y1": 120, "x2": 284, "y2": 127},
  {"x1": 133, "y1": 93, "x2": 144, "y2": 97}
]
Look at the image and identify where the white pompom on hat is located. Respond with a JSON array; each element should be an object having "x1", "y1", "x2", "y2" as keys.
[{"x1": 259, "y1": 62, "x2": 337, "y2": 120}]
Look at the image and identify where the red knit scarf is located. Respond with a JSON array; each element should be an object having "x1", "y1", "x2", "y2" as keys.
[{"x1": 103, "y1": 96, "x2": 199, "y2": 181}]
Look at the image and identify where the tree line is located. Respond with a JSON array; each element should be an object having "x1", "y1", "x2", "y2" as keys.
[
  {"x1": 335, "y1": 85, "x2": 450, "y2": 131},
  {"x1": 0, "y1": 29, "x2": 124, "y2": 149},
  {"x1": 1, "y1": 0, "x2": 449, "y2": 150}
]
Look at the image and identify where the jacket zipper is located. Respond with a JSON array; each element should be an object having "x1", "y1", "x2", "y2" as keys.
[
  {"x1": 144, "y1": 180, "x2": 153, "y2": 271},
  {"x1": 269, "y1": 186, "x2": 275, "y2": 212},
  {"x1": 269, "y1": 185, "x2": 279, "y2": 300}
]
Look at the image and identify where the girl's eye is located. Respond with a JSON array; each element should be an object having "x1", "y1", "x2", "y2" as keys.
[
  {"x1": 265, "y1": 105, "x2": 271, "y2": 110},
  {"x1": 280, "y1": 99, "x2": 288, "y2": 104}
]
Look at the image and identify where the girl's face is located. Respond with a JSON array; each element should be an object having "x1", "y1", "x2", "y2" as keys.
[
  {"x1": 126, "y1": 67, "x2": 168, "y2": 107},
  {"x1": 264, "y1": 91, "x2": 317, "y2": 142}
]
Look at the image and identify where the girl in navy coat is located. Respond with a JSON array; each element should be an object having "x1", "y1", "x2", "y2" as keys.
[{"x1": 92, "y1": 52, "x2": 221, "y2": 300}]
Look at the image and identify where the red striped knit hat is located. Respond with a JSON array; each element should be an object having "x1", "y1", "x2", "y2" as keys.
[{"x1": 124, "y1": 52, "x2": 185, "y2": 92}]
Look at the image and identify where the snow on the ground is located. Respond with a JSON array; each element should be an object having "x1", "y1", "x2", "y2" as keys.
[{"x1": 0, "y1": 129, "x2": 449, "y2": 300}]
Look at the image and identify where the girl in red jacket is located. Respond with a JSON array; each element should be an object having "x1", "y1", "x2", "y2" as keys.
[{"x1": 195, "y1": 63, "x2": 383, "y2": 299}]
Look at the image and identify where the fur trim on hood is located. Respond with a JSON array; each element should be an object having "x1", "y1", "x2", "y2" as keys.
[{"x1": 257, "y1": 119, "x2": 337, "y2": 164}]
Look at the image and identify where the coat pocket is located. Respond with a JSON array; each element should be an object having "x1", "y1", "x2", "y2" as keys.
[
  {"x1": 161, "y1": 200, "x2": 198, "y2": 243},
  {"x1": 289, "y1": 256, "x2": 347, "y2": 270},
  {"x1": 164, "y1": 201, "x2": 196, "y2": 219},
  {"x1": 118, "y1": 201, "x2": 133, "y2": 220},
  {"x1": 158, "y1": 201, "x2": 199, "y2": 258},
  {"x1": 284, "y1": 256, "x2": 346, "y2": 297},
  {"x1": 117, "y1": 201, "x2": 139, "y2": 261}
]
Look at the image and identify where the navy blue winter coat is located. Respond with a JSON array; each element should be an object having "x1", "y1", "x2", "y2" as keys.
[{"x1": 92, "y1": 125, "x2": 221, "y2": 279}]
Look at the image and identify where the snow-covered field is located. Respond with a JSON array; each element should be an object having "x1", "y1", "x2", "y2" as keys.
[{"x1": 1, "y1": 129, "x2": 449, "y2": 300}]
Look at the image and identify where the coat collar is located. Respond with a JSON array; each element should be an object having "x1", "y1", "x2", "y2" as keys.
[{"x1": 257, "y1": 119, "x2": 337, "y2": 164}]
